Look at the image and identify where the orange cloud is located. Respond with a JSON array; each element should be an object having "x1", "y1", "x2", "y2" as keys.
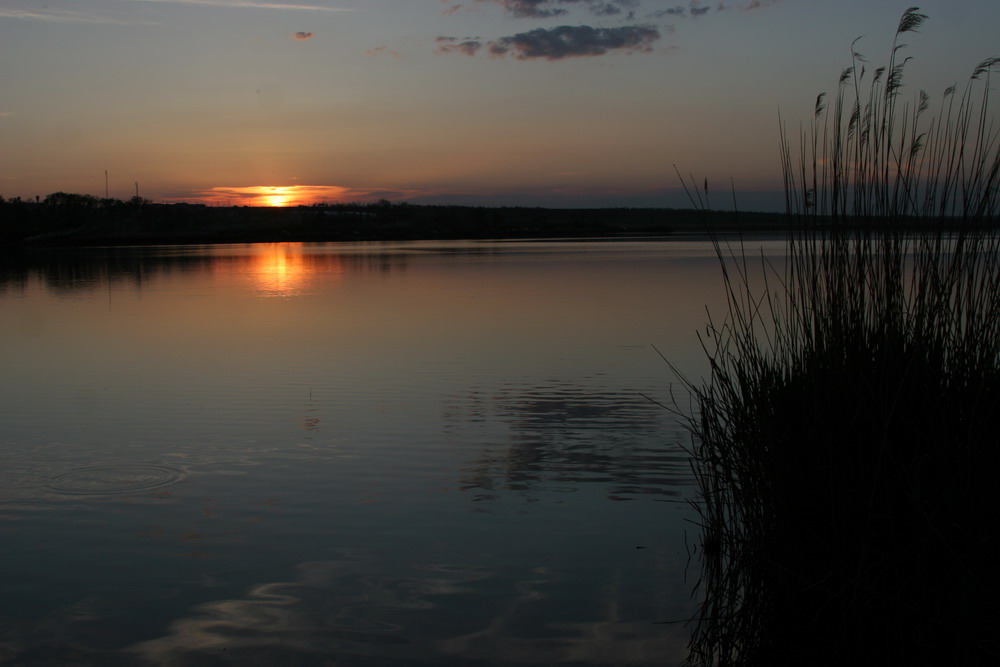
[
  {"x1": 366, "y1": 46, "x2": 401, "y2": 57},
  {"x1": 441, "y1": 2, "x2": 467, "y2": 15}
]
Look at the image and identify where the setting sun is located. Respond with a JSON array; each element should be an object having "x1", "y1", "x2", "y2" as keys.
[
  {"x1": 196, "y1": 185, "x2": 356, "y2": 207},
  {"x1": 263, "y1": 188, "x2": 294, "y2": 207}
]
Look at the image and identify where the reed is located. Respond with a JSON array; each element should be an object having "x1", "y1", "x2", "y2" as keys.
[{"x1": 683, "y1": 9, "x2": 1000, "y2": 665}]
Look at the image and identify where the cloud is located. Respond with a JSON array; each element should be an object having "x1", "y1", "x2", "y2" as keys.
[
  {"x1": 126, "y1": 1, "x2": 352, "y2": 11},
  {"x1": 650, "y1": 6, "x2": 686, "y2": 17},
  {"x1": 486, "y1": 0, "x2": 570, "y2": 18},
  {"x1": 715, "y1": 0, "x2": 776, "y2": 12},
  {"x1": 436, "y1": 36, "x2": 484, "y2": 56},
  {"x1": 435, "y1": 0, "x2": 779, "y2": 59},
  {"x1": 0, "y1": 1, "x2": 355, "y2": 24},
  {"x1": 479, "y1": 1, "x2": 640, "y2": 19},
  {"x1": 0, "y1": 7, "x2": 150, "y2": 24},
  {"x1": 460, "y1": 0, "x2": 775, "y2": 22},
  {"x1": 292, "y1": 31, "x2": 314, "y2": 40},
  {"x1": 485, "y1": 24, "x2": 660, "y2": 60},
  {"x1": 591, "y1": 4, "x2": 621, "y2": 16},
  {"x1": 744, "y1": 0, "x2": 780, "y2": 10},
  {"x1": 441, "y1": 2, "x2": 468, "y2": 16},
  {"x1": 366, "y1": 45, "x2": 401, "y2": 57}
]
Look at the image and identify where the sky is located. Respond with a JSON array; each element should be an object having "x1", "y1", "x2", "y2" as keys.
[{"x1": 1, "y1": 0, "x2": 998, "y2": 210}]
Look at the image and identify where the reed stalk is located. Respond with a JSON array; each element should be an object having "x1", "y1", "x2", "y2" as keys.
[{"x1": 684, "y1": 9, "x2": 1000, "y2": 665}]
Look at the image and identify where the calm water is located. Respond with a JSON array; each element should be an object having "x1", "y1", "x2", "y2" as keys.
[{"x1": 0, "y1": 237, "x2": 778, "y2": 666}]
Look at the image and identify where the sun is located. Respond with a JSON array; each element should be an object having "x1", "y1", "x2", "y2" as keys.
[
  {"x1": 198, "y1": 185, "x2": 358, "y2": 207},
  {"x1": 262, "y1": 187, "x2": 294, "y2": 207}
]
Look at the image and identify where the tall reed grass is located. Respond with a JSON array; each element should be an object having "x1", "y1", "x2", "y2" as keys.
[{"x1": 683, "y1": 9, "x2": 1000, "y2": 665}]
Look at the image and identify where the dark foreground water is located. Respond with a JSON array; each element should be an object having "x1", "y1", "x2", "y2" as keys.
[{"x1": 0, "y1": 238, "x2": 774, "y2": 665}]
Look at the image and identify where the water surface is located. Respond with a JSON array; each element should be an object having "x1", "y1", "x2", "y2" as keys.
[{"x1": 0, "y1": 238, "x2": 778, "y2": 665}]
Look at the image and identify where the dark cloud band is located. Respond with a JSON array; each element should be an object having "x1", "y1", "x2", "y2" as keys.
[
  {"x1": 438, "y1": 23, "x2": 660, "y2": 59},
  {"x1": 436, "y1": 1, "x2": 778, "y2": 60},
  {"x1": 489, "y1": 24, "x2": 660, "y2": 59}
]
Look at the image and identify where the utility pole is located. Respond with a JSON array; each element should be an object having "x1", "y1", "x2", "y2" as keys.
[{"x1": 105, "y1": 170, "x2": 109, "y2": 198}]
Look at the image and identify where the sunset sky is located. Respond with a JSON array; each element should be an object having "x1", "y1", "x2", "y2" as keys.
[{"x1": 1, "y1": 1, "x2": 997, "y2": 210}]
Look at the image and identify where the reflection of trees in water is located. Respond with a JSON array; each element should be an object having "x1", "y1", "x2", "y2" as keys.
[
  {"x1": 0, "y1": 247, "x2": 212, "y2": 295},
  {"x1": 0, "y1": 244, "x2": 420, "y2": 295},
  {"x1": 0, "y1": 242, "x2": 562, "y2": 296},
  {"x1": 446, "y1": 380, "x2": 692, "y2": 503},
  {"x1": 1, "y1": 246, "x2": 225, "y2": 295}
]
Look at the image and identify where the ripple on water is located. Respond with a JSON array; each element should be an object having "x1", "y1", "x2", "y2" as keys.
[{"x1": 47, "y1": 464, "x2": 185, "y2": 495}]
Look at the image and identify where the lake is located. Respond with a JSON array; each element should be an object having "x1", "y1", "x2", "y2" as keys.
[{"x1": 0, "y1": 237, "x2": 780, "y2": 666}]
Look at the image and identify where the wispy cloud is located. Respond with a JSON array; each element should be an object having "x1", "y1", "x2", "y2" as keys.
[
  {"x1": 0, "y1": 1, "x2": 351, "y2": 23},
  {"x1": 459, "y1": 0, "x2": 777, "y2": 21},
  {"x1": 486, "y1": 0, "x2": 570, "y2": 18},
  {"x1": 441, "y1": 2, "x2": 468, "y2": 17},
  {"x1": 649, "y1": 6, "x2": 684, "y2": 18},
  {"x1": 435, "y1": 36, "x2": 485, "y2": 56},
  {"x1": 727, "y1": 0, "x2": 781, "y2": 11},
  {"x1": 649, "y1": 0, "x2": 777, "y2": 19},
  {"x1": 126, "y1": 0, "x2": 353, "y2": 11},
  {"x1": 0, "y1": 7, "x2": 150, "y2": 24},
  {"x1": 366, "y1": 46, "x2": 401, "y2": 57},
  {"x1": 475, "y1": 1, "x2": 639, "y2": 19}
]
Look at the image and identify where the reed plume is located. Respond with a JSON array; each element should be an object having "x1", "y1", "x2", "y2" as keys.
[{"x1": 684, "y1": 8, "x2": 1000, "y2": 665}]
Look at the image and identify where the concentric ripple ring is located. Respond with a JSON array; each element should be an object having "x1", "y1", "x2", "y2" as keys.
[{"x1": 47, "y1": 464, "x2": 184, "y2": 495}]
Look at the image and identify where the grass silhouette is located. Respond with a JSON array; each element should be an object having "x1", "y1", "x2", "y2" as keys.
[{"x1": 682, "y1": 9, "x2": 1000, "y2": 665}]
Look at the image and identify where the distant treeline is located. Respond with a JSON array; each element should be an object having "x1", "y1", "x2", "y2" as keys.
[{"x1": 0, "y1": 193, "x2": 791, "y2": 246}]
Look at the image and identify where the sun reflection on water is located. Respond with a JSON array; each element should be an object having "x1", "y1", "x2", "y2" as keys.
[
  {"x1": 207, "y1": 243, "x2": 347, "y2": 297},
  {"x1": 254, "y1": 244, "x2": 307, "y2": 297},
  {"x1": 237, "y1": 244, "x2": 341, "y2": 297}
]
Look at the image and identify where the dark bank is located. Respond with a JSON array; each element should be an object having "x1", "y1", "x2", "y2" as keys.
[{"x1": 0, "y1": 195, "x2": 797, "y2": 246}]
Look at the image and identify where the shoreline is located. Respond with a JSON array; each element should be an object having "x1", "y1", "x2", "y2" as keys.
[
  {"x1": 4, "y1": 201, "x2": 994, "y2": 248},
  {"x1": 1, "y1": 202, "x2": 791, "y2": 247}
]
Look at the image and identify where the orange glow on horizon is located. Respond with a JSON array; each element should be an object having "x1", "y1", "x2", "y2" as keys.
[
  {"x1": 195, "y1": 185, "x2": 355, "y2": 207},
  {"x1": 263, "y1": 188, "x2": 293, "y2": 207}
]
